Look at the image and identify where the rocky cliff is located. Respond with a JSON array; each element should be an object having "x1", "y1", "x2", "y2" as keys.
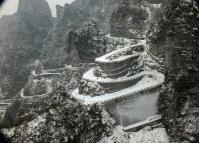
[
  {"x1": 72, "y1": 0, "x2": 119, "y2": 33},
  {"x1": 40, "y1": 0, "x2": 119, "y2": 68},
  {"x1": 40, "y1": 3, "x2": 88, "y2": 68},
  {"x1": 68, "y1": 21, "x2": 107, "y2": 65},
  {"x1": 110, "y1": 0, "x2": 164, "y2": 39},
  {"x1": 150, "y1": 0, "x2": 199, "y2": 142},
  {"x1": 40, "y1": 0, "x2": 165, "y2": 68},
  {"x1": 0, "y1": 0, "x2": 52, "y2": 97}
]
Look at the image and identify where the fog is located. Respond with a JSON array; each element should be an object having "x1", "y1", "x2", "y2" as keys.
[{"x1": 0, "y1": 0, "x2": 75, "y2": 17}]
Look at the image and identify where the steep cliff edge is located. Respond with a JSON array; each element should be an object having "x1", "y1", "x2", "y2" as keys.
[
  {"x1": 40, "y1": 0, "x2": 166, "y2": 68},
  {"x1": 110, "y1": 0, "x2": 164, "y2": 39},
  {"x1": 40, "y1": 3, "x2": 88, "y2": 68},
  {"x1": 0, "y1": 0, "x2": 52, "y2": 98},
  {"x1": 72, "y1": 0, "x2": 119, "y2": 33},
  {"x1": 40, "y1": 0, "x2": 119, "y2": 68},
  {"x1": 150, "y1": 0, "x2": 199, "y2": 142},
  {"x1": 68, "y1": 21, "x2": 107, "y2": 65}
]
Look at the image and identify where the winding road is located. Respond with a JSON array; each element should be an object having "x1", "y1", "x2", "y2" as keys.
[{"x1": 72, "y1": 41, "x2": 165, "y2": 105}]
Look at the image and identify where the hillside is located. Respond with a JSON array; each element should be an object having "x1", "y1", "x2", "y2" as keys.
[
  {"x1": 0, "y1": 0, "x2": 52, "y2": 98},
  {"x1": 150, "y1": 0, "x2": 199, "y2": 142}
]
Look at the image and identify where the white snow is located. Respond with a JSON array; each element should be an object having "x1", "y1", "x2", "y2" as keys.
[
  {"x1": 43, "y1": 68, "x2": 65, "y2": 73},
  {"x1": 129, "y1": 127, "x2": 169, "y2": 143},
  {"x1": 20, "y1": 79, "x2": 53, "y2": 99},
  {"x1": 72, "y1": 71, "x2": 164, "y2": 104},
  {"x1": 95, "y1": 42, "x2": 145, "y2": 63},
  {"x1": 83, "y1": 68, "x2": 164, "y2": 84},
  {"x1": 27, "y1": 114, "x2": 46, "y2": 128},
  {"x1": 98, "y1": 125, "x2": 169, "y2": 143},
  {"x1": 150, "y1": 4, "x2": 162, "y2": 9},
  {"x1": 31, "y1": 69, "x2": 62, "y2": 77},
  {"x1": 124, "y1": 115, "x2": 162, "y2": 131},
  {"x1": 72, "y1": 39, "x2": 165, "y2": 104},
  {"x1": 106, "y1": 34, "x2": 136, "y2": 43}
]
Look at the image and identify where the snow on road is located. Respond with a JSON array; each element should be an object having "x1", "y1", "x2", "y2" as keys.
[{"x1": 72, "y1": 72, "x2": 164, "y2": 104}]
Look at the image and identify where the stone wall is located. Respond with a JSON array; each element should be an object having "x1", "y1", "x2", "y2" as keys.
[
  {"x1": 100, "y1": 76, "x2": 143, "y2": 92},
  {"x1": 97, "y1": 56, "x2": 140, "y2": 78},
  {"x1": 105, "y1": 88, "x2": 160, "y2": 126}
]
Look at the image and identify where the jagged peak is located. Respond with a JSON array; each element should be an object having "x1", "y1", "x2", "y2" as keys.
[
  {"x1": 17, "y1": 0, "x2": 52, "y2": 16},
  {"x1": 56, "y1": 5, "x2": 64, "y2": 18}
]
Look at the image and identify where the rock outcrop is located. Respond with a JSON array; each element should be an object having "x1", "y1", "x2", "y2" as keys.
[
  {"x1": 68, "y1": 21, "x2": 107, "y2": 64},
  {"x1": 149, "y1": 0, "x2": 199, "y2": 142},
  {"x1": 55, "y1": 5, "x2": 64, "y2": 20},
  {"x1": 40, "y1": 0, "x2": 120, "y2": 68},
  {"x1": 110, "y1": 0, "x2": 164, "y2": 39},
  {"x1": 0, "y1": 0, "x2": 52, "y2": 97},
  {"x1": 72, "y1": 0, "x2": 119, "y2": 33},
  {"x1": 40, "y1": 3, "x2": 88, "y2": 68}
]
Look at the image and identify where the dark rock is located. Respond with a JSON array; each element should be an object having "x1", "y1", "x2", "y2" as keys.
[
  {"x1": 40, "y1": 0, "x2": 122, "y2": 68},
  {"x1": 56, "y1": 5, "x2": 64, "y2": 20},
  {"x1": 71, "y1": 21, "x2": 107, "y2": 63},
  {"x1": 154, "y1": 0, "x2": 199, "y2": 141},
  {"x1": 40, "y1": 3, "x2": 88, "y2": 68},
  {"x1": 110, "y1": 0, "x2": 164, "y2": 39},
  {"x1": 0, "y1": 0, "x2": 52, "y2": 97}
]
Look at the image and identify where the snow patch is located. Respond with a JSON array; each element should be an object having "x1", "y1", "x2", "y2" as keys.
[{"x1": 72, "y1": 71, "x2": 164, "y2": 104}]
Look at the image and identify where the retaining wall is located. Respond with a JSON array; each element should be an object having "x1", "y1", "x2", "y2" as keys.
[
  {"x1": 105, "y1": 88, "x2": 160, "y2": 126},
  {"x1": 95, "y1": 43, "x2": 144, "y2": 78},
  {"x1": 100, "y1": 76, "x2": 143, "y2": 92},
  {"x1": 97, "y1": 55, "x2": 140, "y2": 78}
]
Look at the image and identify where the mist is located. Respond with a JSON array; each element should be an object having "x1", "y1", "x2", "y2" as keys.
[{"x1": 0, "y1": 0, "x2": 75, "y2": 17}]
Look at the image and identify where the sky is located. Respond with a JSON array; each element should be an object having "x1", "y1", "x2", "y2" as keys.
[{"x1": 0, "y1": 0, "x2": 75, "y2": 17}]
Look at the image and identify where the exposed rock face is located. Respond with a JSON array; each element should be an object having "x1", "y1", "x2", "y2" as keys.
[
  {"x1": 110, "y1": 0, "x2": 164, "y2": 39},
  {"x1": 72, "y1": 0, "x2": 119, "y2": 33},
  {"x1": 40, "y1": 3, "x2": 88, "y2": 68},
  {"x1": 67, "y1": 30, "x2": 81, "y2": 66},
  {"x1": 69, "y1": 22, "x2": 107, "y2": 64},
  {"x1": 56, "y1": 5, "x2": 64, "y2": 20},
  {"x1": 18, "y1": 0, "x2": 51, "y2": 16},
  {"x1": 150, "y1": 0, "x2": 199, "y2": 142},
  {"x1": 0, "y1": 0, "x2": 52, "y2": 97},
  {"x1": 40, "y1": 0, "x2": 120, "y2": 68},
  {"x1": 79, "y1": 80, "x2": 105, "y2": 97}
]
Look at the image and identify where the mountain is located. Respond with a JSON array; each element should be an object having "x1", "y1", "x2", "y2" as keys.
[
  {"x1": 68, "y1": 21, "x2": 107, "y2": 65},
  {"x1": 149, "y1": 0, "x2": 199, "y2": 142},
  {"x1": 40, "y1": 3, "x2": 88, "y2": 68},
  {"x1": 2, "y1": 0, "x2": 198, "y2": 142},
  {"x1": 110, "y1": 0, "x2": 165, "y2": 39},
  {"x1": 40, "y1": 0, "x2": 167, "y2": 69},
  {"x1": 72, "y1": 0, "x2": 119, "y2": 33},
  {"x1": 40, "y1": 0, "x2": 119, "y2": 68},
  {"x1": 0, "y1": 0, "x2": 52, "y2": 97}
]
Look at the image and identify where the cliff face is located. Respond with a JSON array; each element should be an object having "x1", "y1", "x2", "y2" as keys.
[
  {"x1": 110, "y1": 0, "x2": 164, "y2": 39},
  {"x1": 150, "y1": 0, "x2": 199, "y2": 142},
  {"x1": 40, "y1": 4, "x2": 88, "y2": 68},
  {"x1": 40, "y1": 0, "x2": 119, "y2": 68},
  {"x1": 68, "y1": 22, "x2": 107, "y2": 65},
  {"x1": 0, "y1": 0, "x2": 52, "y2": 97},
  {"x1": 72, "y1": 0, "x2": 119, "y2": 33}
]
